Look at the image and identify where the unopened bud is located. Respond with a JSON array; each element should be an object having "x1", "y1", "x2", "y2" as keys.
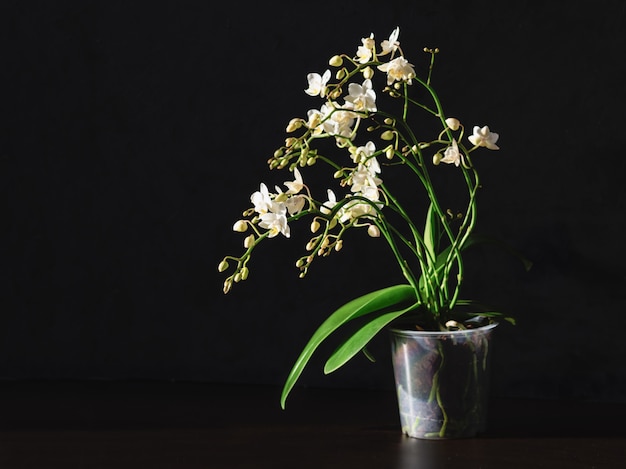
[
  {"x1": 367, "y1": 225, "x2": 381, "y2": 237},
  {"x1": 445, "y1": 117, "x2": 461, "y2": 131},
  {"x1": 385, "y1": 146, "x2": 394, "y2": 160},
  {"x1": 329, "y1": 55, "x2": 343, "y2": 67},
  {"x1": 310, "y1": 219, "x2": 321, "y2": 233},
  {"x1": 244, "y1": 234, "x2": 255, "y2": 248},
  {"x1": 240, "y1": 267, "x2": 249, "y2": 280},
  {"x1": 433, "y1": 153, "x2": 442, "y2": 165},
  {"x1": 335, "y1": 240, "x2": 343, "y2": 251},
  {"x1": 223, "y1": 279, "x2": 232, "y2": 294},
  {"x1": 381, "y1": 130, "x2": 395, "y2": 141},
  {"x1": 218, "y1": 260, "x2": 229, "y2": 272},
  {"x1": 286, "y1": 118, "x2": 301, "y2": 133},
  {"x1": 362, "y1": 66, "x2": 373, "y2": 79},
  {"x1": 233, "y1": 220, "x2": 248, "y2": 232}
]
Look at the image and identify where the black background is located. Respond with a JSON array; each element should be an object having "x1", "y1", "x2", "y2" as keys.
[{"x1": 2, "y1": 1, "x2": 625, "y2": 403}]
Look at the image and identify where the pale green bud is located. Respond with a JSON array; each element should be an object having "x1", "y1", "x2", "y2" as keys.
[
  {"x1": 244, "y1": 234, "x2": 255, "y2": 248},
  {"x1": 385, "y1": 146, "x2": 394, "y2": 160},
  {"x1": 286, "y1": 118, "x2": 301, "y2": 133},
  {"x1": 218, "y1": 260, "x2": 229, "y2": 272},
  {"x1": 310, "y1": 219, "x2": 321, "y2": 233},
  {"x1": 329, "y1": 55, "x2": 343, "y2": 67},
  {"x1": 362, "y1": 66, "x2": 373, "y2": 79},
  {"x1": 233, "y1": 220, "x2": 248, "y2": 232},
  {"x1": 381, "y1": 130, "x2": 395, "y2": 141}
]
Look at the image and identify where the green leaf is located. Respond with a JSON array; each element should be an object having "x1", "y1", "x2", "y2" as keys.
[
  {"x1": 323, "y1": 302, "x2": 420, "y2": 374},
  {"x1": 280, "y1": 284, "x2": 416, "y2": 409}
]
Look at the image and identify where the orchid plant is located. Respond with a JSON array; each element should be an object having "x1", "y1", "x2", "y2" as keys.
[{"x1": 219, "y1": 27, "x2": 514, "y2": 408}]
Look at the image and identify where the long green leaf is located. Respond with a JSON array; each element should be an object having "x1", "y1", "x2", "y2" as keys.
[
  {"x1": 280, "y1": 284, "x2": 416, "y2": 409},
  {"x1": 323, "y1": 302, "x2": 420, "y2": 374}
]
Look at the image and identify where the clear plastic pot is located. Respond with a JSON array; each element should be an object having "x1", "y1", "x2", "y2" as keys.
[{"x1": 389, "y1": 322, "x2": 497, "y2": 439}]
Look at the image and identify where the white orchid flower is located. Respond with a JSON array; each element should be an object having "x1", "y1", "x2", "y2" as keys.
[
  {"x1": 284, "y1": 168, "x2": 304, "y2": 195},
  {"x1": 356, "y1": 33, "x2": 375, "y2": 63},
  {"x1": 350, "y1": 141, "x2": 377, "y2": 164},
  {"x1": 439, "y1": 139, "x2": 461, "y2": 166},
  {"x1": 344, "y1": 79, "x2": 377, "y2": 112},
  {"x1": 251, "y1": 183, "x2": 275, "y2": 214},
  {"x1": 305, "y1": 69, "x2": 331, "y2": 97},
  {"x1": 320, "y1": 102, "x2": 355, "y2": 138},
  {"x1": 377, "y1": 56, "x2": 416, "y2": 85},
  {"x1": 320, "y1": 189, "x2": 337, "y2": 215},
  {"x1": 468, "y1": 125, "x2": 500, "y2": 150},
  {"x1": 285, "y1": 195, "x2": 306, "y2": 216},
  {"x1": 379, "y1": 27, "x2": 400, "y2": 56},
  {"x1": 259, "y1": 210, "x2": 290, "y2": 238}
]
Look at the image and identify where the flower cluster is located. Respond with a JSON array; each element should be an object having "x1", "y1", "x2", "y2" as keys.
[{"x1": 218, "y1": 27, "x2": 506, "y2": 407}]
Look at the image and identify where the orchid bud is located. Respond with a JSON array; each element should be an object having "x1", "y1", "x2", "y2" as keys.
[
  {"x1": 362, "y1": 66, "x2": 373, "y2": 79},
  {"x1": 367, "y1": 225, "x2": 381, "y2": 238},
  {"x1": 329, "y1": 55, "x2": 343, "y2": 67},
  {"x1": 381, "y1": 130, "x2": 395, "y2": 141},
  {"x1": 244, "y1": 234, "x2": 255, "y2": 248},
  {"x1": 218, "y1": 260, "x2": 229, "y2": 272},
  {"x1": 310, "y1": 219, "x2": 321, "y2": 233},
  {"x1": 233, "y1": 220, "x2": 248, "y2": 232},
  {"x1": 240, "y1": 267, "x2": 249, "y2": 280},
  {"x1": 385, "y1": 146, "x2": 394, "y2": 160},
  {"x1": 286, "y1": 118, "x2": 301, "y2": 133},
  {"x1": 433, "y1": 153, "x2": 442, "y2": 165},
  {"x1": 445, "y1": 117, "x2": 461, "y2": 131}
]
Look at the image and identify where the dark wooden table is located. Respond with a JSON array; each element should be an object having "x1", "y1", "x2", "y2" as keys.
[{"x1": 0, "y1": 380, "x2": 624, "y2": 468}]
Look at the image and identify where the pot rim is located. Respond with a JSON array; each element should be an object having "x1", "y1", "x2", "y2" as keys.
[{"x1": 388, "y1": 321, "x2": 498, "y2": 337}]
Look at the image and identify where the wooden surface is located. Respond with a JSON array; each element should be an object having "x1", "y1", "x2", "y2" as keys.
[{"x1": 0, "y1": 380, "x2": 624, "y2": 468}]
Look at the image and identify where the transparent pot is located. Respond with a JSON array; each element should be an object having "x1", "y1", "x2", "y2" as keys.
[{"x1": 389, "y1": 322, "x2": 497, "y2": 439}]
